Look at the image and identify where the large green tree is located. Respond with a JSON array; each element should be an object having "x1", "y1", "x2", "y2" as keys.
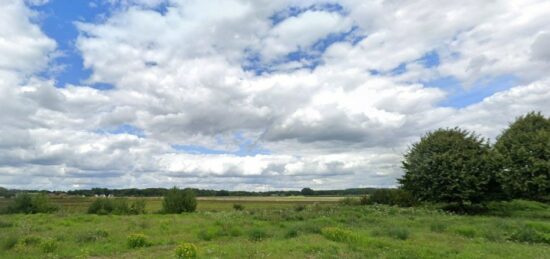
[
  {"x1": 399, "y1": 128, "x2": 495, "y2": 205},
  {"x1": 494, "y1": 112, "x2": 550, "y2": 200}
]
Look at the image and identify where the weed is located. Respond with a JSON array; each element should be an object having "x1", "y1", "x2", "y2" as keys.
[
  {"x1": 321, "y1": 227, "x2": 357, "y2": 243},
  {"x1": 75, "y1": 230, "x2": 109, "y2": 243},
  {"x1": 509, "y1": 226, "x2": 550, "y2": 244},
  {"x1": 40, "y1": 238, "x2": 58, "y2": 253},
  {"x1": 453, "y1": 226, "x2": 477, "y2": 238},
  {"x1": 430, "y1": 222, "x2": 447, "y2": 233},
  {"x1": 1, "y1": 235, "x2": 19, "y2": 251},
  {"x1": 387, "y1": 227, "x2": 410, "y2": 240},
  {"x1": 175, "y1": 242, "x2": 197, "y2": 258},
  {"x1": 0, "y1": 220, "x2": 13, "y2": 228},
  {"x1": 127, "y1": 233, "x2": 150, "y2": 248},
  {"x1": 285, "y1": 228, "x2": 299, "y2": 239},
  {"x1": 233, "y1": 204, "x2": 244, "y2": 211}
]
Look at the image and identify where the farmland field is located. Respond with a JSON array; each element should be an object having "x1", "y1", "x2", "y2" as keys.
[{"x1": 0, "y1": 197, "x2": 549, "y2": 258}]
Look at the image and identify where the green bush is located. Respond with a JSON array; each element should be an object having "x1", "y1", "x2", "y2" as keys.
[
  {"x1": 248, "y1": 228, "x2": 270, "y2": 241},
  {"x1": 510, "y1": 226, "x2": 550, "y2": 244},
  {"x1": 453, "y1": 226, "x2": 477, "y2": 238},
  {"x1": 387, "y1": 227, "x2": 410, "y2": 240},
  {"x1": 197, "y1": 229, "x2": 216, "y2": 241},
  {"x1": 285, "y1": 228, "x2": 299, "y2": 239},
  {"x1": 339, "y1": 197, "x2": 360, "y2": 206},
  {"x1": 129, "y1": 199, "x2": 146, "y2": 214},
  {"x1": 294, "y1": 204, "x2": 306, "y2": 212},
  {"x1": 0, "y1": 220, "x2": 13, "y2": 228},
  {"x1": 175, "y1": 242, "x2": 197, "y2": 259},
  {"x1": 162, "y1": 187, "x2": 197, "y2": 213},
  {"x1": 5, "y1": 193, "x2": 58, "y2": 214},
  {"x1": 127, "y1": 233, "x2": 150, "y2": 248},
  {"x1": 233, "y1": 203, "x2": 244, "y2": 211},
  {"x1": 494, "y1": 112, "x2": 550, "y2": 201},
  {"x1": 400, "y1": 128, "x2": 495, "y2": 206},
  {"x1": 1, "y1": 235, "x2": 19, "y2": 251},
  {"x1": 429, "y1": 222, "x2": 447, "y2": 233},
  {"x1": 365, "y1": 189, "x2": 417, "y2": 207},
  {"x1": 321, "y1": 227, "x2": 357, "y2": 243},
  {"x1": 87, "y1": 198, "x2": 145, "y2": 215}
]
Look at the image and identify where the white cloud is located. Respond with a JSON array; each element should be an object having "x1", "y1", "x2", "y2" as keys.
[{"x1": 0, "y1": 0, "x2": 549, "y2": 190}]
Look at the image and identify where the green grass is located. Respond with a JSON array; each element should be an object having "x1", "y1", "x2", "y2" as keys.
[{"x1": 0, "y1": 198, "x2": 549, "y2": 258}]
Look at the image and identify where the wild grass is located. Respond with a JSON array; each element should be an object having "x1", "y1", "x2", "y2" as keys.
[{"x1": 0, "y1": 198, "x2": 548, "y2": 258}]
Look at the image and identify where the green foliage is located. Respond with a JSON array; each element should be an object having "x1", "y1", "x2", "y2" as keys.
[
  {"x1": 494, "y1": 112, "x2": 550, "y2": 201},
  {"x1": 248, "y1": 228, "x2": 270, "y2": 241},
  {"x1": 453, "y1": 226, "x2": 477, "y2": 238},
  {"x1": 87, "y1": 198, "x2": 146, "y2": 215},
  {"x1": 1, "y1": 235, "x2": 18, "y2": 251},
  {"x1": 387, "y1": 227, "x2": 410, "y2": 240},
  {"x1": 197, "y1": 228, "x2": 216, "y2": 241},
  {"x1": 339, "y1": 197, "x2": 360, "y2": 206},
  {"x1": 126, "y1": 233, "x2": 150, "y2": 248},
  {"x1": 430, "y1": 222, "x2": 447, "y2": 233},
  {"x1": 232, "y1": 203, "x2": 244, "y2": 211},
  {"x1": 0, "y1": 220, "x2": 13, "y2": 228},
  {"x1": 162, "y1": 187, "x2": 197, "y2": 214},
  {"x1": 284, "y1": 228, "x2": 299, "y2": 239},
  {"x1": 129, "y1": 199, "x2": 146, "y2": 214},
  {"x1": 365, "y1": 189, "x2": 417, "y2": 207},
  {"x1": 40, "y1": 239, "x2": 58, "y2": 253},
  {"x1": 400, "y1": 128, "x2": 495, "y2": 205},
  {"x1": 510, "y1": 226, "x2": 550, "y2": 244},
  {"x1": 5, "y1": 193, "x2": 58, "y2": 214},
  {"x1": 321, "y1": 227, "x2": 357, "y2": 243},
  {"x1": 175, "y1": 242, "x2": 197, "y2": 259}
]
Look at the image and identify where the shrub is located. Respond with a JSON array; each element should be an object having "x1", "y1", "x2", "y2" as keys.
[
  {"x1": 162, "y1": 187, "x2": 197, "y2": 213},
  {"x1": 127, "y1": 233, "x2": 150, "y2": 248},
  {"x1": 0, "y1": 220, "x2": 13, "y2": 228},
  {"x1": 40, "y1": 239, "x2": 57, "y2": 253},
  {"x1": 321, "y1": 227, "x2": 357, "y2": 243},
  {"x1": 87, "y1": 198, "x2": 145, "y2": 215},
  {"x1": 129, "y1": 199, "x2": 146, "y2": 214},
  {"x1": 429, "y1": 222, "x2": 447, "y2": 233},
  {"x1": 494, "y1": 111, "x2": 550, "y2": 201},
  {"x1": 400, "y1": 128, "x2": 495, "y2": 206},
  {"x1": 387, "y1": 227, "x2": 410, "y2": 240},
  {"x1": 6, "y1": 193, "x2": 58, "y2": 214},
  {"x1": 365, "y1": 189, "x2": 417, "y2": 207},
  {"x1": 294, "y1": 204, "x2": 306, "y2": 212},
  {"x1": 509, "y1": 226, "x2": 550, "y2": 244},
  {"x1": 248, "y1": 228, "x2": 270, "y2": 241},
  {"x1": 453, "y1": 226, "x2": 477, "y2": 238},
  {"x1": 1, "y1": 235, "x2": 19, "y2": 251},
  {"x1": 87, "y1": 198, "x2": 115, "y2": 215},
  {"x1": 175, "y1": 243, "x2": 197, "y2": 259},
  {"x1": 233, "y1": 204, "x2": 244, "y2": 211},
  {"x1": 197, "y1": 229, "x2": 216, "y2": 241},
  {"x1": 339, "y1": 197, "x2": 360, "y2": 206},
  {"x1": 285, "y1": 228, "x2": 299, "y2": 239}
]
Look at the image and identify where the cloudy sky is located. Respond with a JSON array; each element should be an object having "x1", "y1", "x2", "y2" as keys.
[{"x1": 1, "y1": 0, "x2": 549, "y2": 191}]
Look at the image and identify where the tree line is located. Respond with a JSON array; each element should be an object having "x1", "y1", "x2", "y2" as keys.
[{"x1": 0, "y1": 186, "x2": 380, "y2": 198}]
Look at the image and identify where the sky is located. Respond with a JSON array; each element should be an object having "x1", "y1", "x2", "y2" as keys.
[{"x1": 0, "y1": 0, "x2": 549, "y2": 191}]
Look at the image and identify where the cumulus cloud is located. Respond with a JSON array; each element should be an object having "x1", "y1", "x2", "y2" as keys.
[{"x1": 0, "y1": 0, "x2": 548, "y2": 190}]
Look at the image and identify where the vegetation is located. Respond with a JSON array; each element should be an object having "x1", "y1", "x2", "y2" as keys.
[
  {"x1": 0, "y1": 197, "x2": 548, "y2": 258},
  {"x1": 87, "y1": 198, "x2": 146, "y2": 215},
  {"x1": 4, "y1": 193, "x2": 57, "y2": 214},
  {"x1": 400, "y1": 128, "x2": 495, "y2": 208},
  {"x1": 364, "y1": 189, "x2": 417, "y2": 207},
  {"x1": 494, "y1": 112, "x2": 550, "y2": 201},
  {"x1": 162, "y1": 187, "x2": 197, "y2": 213}
]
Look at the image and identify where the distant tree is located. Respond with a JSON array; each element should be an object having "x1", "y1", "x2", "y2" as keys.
[
  {"x1": 494, "y1": 112, "x2": 550, "y2": 201},
  {"x1": 399, "y1": 128, "x2": 495, "y2": 207},
  {"x1": 162, "y1": 187, "x2": 197, "y2": 213},
  {"x1": 216, "y1": 190, "x2": 230, "y2": 196},
  {"x1": 301, "y1": 188, "x2": 315, "y2": 196},
  {"x1": 0, "y1": 187, "x2": 11, "y2": 198}
]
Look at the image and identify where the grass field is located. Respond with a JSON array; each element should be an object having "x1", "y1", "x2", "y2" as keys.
[{"x1": 0, "y1": 197, "x2": 549, "y2": 258}]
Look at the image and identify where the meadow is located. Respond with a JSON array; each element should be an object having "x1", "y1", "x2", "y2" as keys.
[{"x1": 0, "y1": 197, "x2": 549, "y2": 258}]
